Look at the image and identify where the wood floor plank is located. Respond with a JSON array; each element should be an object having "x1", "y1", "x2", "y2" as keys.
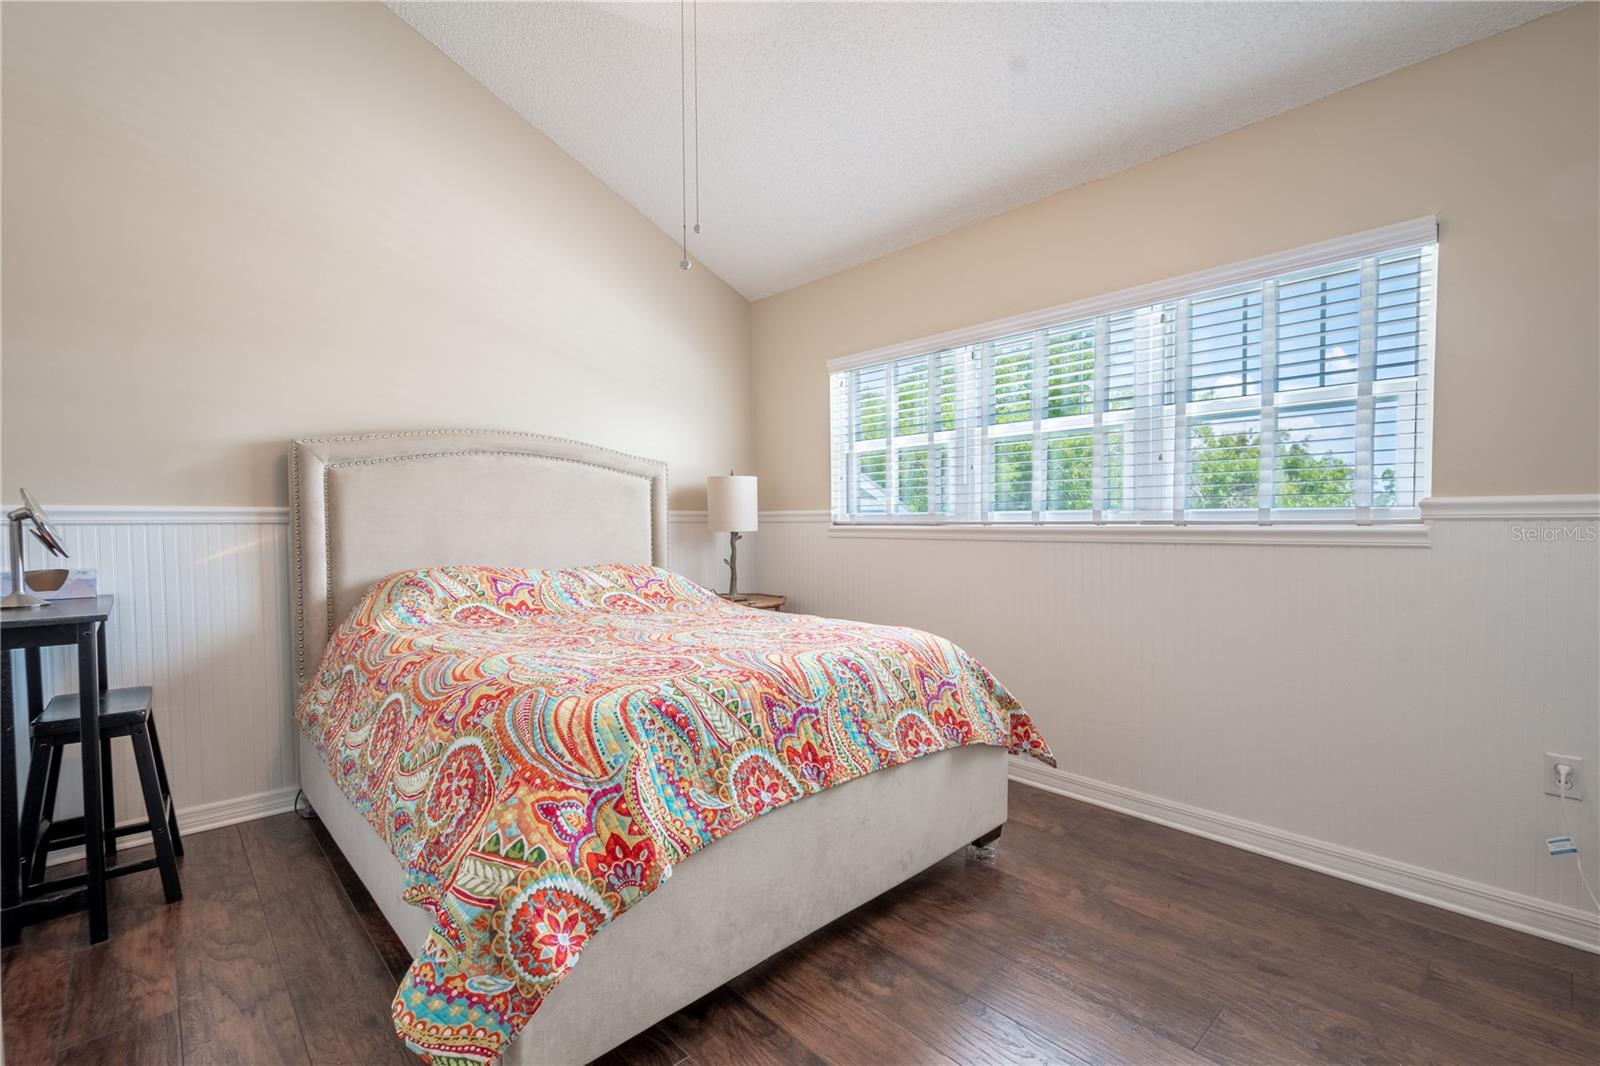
[
  {"x1": 1195, "y1": 978, "x2": 1591, "y2": 1066},
  {"x1": 957, "y1": 800, "x2": 1596, "y2": 1066},
  {"x1": 836, "y1": 857, "x2": 1211, "y2": 1065},
  {"x1": 793, "y1": 916, "x2": 1091, "y2": 1065},
  {"x1": 1572, "y1": 964, "x2": 1599, "y2": 1025},
  {"x1": 1193, "y1": 1000, "x2": 1401, "y2": 1066},
  {"x1": 1087, "y1": 858, "x2": 1599, "y2": 1061},
  {"x1": 848, "y1": 846, "x2": 1223, "y2": 1048},
  {"x1": 0, "y1": 944, "x2": 73, "y2": 1065},
  {"x1": 306, "y1": 815, "x2": 415, "y2": 985},
  {"x1": 1017, "y1": 783, "x2": 1594, "y2": 979},
  {"x1": 238, "y1": 814, "x2": 416, "y2": 1066},
  {"x1": 834, "y1": 860, "x2": 1005, "y2": 995},
  {"x1": 659, "y1": 987, "x2": 827, "y2": 1066},
  {"x1": 967, "y1": 953, "x2": 1215, "y2": 1065},
  {"x1": 1094, "y1": 865, "x2": 1431, "y2": 996},
  {"x1": 174, "y1": 825, "x2": 310, "y2": 1066},
  {"x1": 589, "y1": 1022, "x2": 691, "y2": 1066},
  {"x1": 1002, "y1": 809, "x2": 1600, "y2": 1063},
  {"x1": 728, "y1": 937, "x2": 962, "y2": 1066},
  {"x1": 55, "y1": 1012, "x2": 182, "y2": 1066},
  {"x1": 1416, "y1": 959, "x2": 1599, "y2": 1053},
  {"x1": 1039, "y1": 849, "x2": 1596, "y2": 1065},
  {"x1": 56, "y1": 847, "x2": 180, "y2": 1050}
]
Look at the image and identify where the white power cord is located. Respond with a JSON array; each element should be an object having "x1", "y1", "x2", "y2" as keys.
[{"x1": 1555, "y1": 764, "x2": 1600, "y2": 912}]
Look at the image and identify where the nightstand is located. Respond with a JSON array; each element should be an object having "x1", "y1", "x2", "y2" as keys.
[{"x1": 731, "y1": 593, "x2": 785, "y2": 612}]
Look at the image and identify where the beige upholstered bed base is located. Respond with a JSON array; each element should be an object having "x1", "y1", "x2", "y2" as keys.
[
  {"x1": 301, "y1": 734, "x2": 1006, "y2": 1065},
  {"x1": 288, "y1": 430, "x2": 1009, "y2": 1064}
]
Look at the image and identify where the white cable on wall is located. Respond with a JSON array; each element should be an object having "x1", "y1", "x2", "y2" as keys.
[{"x1": 1557, "y1": 790, "x2": 1600, "y2": 912}]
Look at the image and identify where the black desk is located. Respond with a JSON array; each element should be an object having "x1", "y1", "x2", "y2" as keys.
[{"x1": 2, "y1": 595, "x2": 113, "y2": 944}]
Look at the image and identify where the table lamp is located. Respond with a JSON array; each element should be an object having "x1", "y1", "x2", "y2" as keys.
[{"x1": 706, "y1": 474, "x2": 757, "y2": 601}]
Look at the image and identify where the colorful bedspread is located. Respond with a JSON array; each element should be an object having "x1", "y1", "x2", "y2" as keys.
[{"x1": 297, "y1": 563, "x2": 1053, "y2": 1064}]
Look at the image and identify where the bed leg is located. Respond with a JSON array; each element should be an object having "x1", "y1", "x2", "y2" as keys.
[{"x1": 967, "y1": 824, "x2": 1003, "y2": 861}]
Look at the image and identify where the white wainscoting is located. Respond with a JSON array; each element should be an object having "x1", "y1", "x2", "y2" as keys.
[
  {"x1": 4, "y1": 506, "x2": 731, "y2": 848},
  {"x1": 666, "y1": 510, "x2": 750, "y2": 598},
  {"x1": 7, "y1": 502, "x2": 1593, "y2": 949},
  {"x1": 3, "y1": 511, "x2": 300, "y2": 849},
  {"x1": 752, "y1": 501, "x2": 1600, "y2": 950}
]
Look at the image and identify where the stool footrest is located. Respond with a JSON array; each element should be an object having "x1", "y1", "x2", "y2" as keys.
[
  {"x1": 38, "y1": 796, "x2": 173, "y2": 853},
  {"x1": 23, "y1": 856, "x2": 163, "y2": 898}
]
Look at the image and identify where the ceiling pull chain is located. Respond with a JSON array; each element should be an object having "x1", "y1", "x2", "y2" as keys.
[
  {"x1": 693, "y1": 0, "x2": 701, "y2": 237},
  {"x1": 679, "y1": 0, "x2": 691, "y2": 270}
]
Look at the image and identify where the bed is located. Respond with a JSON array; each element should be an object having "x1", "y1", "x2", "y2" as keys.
[{"x1": 289, "y1": 429, "x2": 1044, "y2": 1065}]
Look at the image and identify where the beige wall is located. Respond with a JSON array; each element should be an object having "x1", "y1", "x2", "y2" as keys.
[
  {"x1": 1, "y1": 2, "x2": 751, "y2": 509},
  {"x1": 751, "y1": 5, "x2": 1600, "y2": 510},
  {"x1": 7, "y1": 4, "x2": 1595, "y2": 513}
]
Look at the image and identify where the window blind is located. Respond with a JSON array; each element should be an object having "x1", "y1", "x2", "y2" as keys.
[{"x1": 828, "y1": 220, "x2": 1436, "y2": 527}]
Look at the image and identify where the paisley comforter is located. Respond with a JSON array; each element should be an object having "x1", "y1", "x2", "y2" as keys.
[{"x1": 297, "y1": 563, "x2": 1054, "y2": 1064}]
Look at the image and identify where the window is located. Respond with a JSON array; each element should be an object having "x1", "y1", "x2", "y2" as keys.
[{"x1": 828, "y1": 219, "x2": 1436, "y2": 528}]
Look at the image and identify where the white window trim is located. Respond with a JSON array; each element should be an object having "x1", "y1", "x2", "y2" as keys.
[
  {"x1": 826, "y1": 519, "x2": 1431, "y2": 547},
  {"x1": 828, "y1": 217, "x2": 1437, "y2": 538},
  {"x1": 826, "y1": 216, "x2": 1437, "y2": 374}
]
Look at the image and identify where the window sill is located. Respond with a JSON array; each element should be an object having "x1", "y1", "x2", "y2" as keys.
[{"x1": 825, "y1": 521, "x2": 1431, "y2": 548}]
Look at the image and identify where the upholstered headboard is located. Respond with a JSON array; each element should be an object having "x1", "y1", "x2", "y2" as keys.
[{"x1": 288, "y1": 430, "x2": 668, "y2": 691}]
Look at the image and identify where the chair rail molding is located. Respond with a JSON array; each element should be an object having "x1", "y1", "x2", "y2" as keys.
[
  {"x1": 41, "y1": 505, "x2": 293, "y2": 525},
  {"x1": 1421, "y1": 495, "x2": 1600, "y2": 520}
]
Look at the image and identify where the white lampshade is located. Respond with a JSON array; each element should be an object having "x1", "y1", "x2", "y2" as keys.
[{"x1": 706, "y1": 475, "x2": 758, "y2": 533}]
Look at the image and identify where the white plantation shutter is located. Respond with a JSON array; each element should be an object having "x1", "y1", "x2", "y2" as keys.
[{"x1": 829, "y1": 219, "x2": 1437, "y2": 527}]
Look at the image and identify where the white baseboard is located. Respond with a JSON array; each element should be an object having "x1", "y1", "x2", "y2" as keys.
[
  {"x1": 1008, "y1": 756, "x2": 1600, "y2": 953},
  {"x1": 44, "y1": 785, "x2": 300, "y2": 867}
]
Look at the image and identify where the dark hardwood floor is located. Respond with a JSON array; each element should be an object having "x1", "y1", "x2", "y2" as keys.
[{"x1": 4, "y1": 783, "x2": 1596, "y2": 1065}]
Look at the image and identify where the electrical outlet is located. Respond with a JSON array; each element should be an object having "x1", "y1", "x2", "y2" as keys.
[{"x1": 1545, "y1": 753, "x2": 1584, "y2": 801}]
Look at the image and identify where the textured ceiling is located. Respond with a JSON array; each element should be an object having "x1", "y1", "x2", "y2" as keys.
[{"x1": 389, "y1": 2, "x2": 1568, "y2": 299}]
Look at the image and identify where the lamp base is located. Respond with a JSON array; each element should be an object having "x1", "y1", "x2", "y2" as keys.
[
  {"x1": 1, "y1": 591, "x2": 46, "y2": 610},
  {"x1": 720, "y1": 592, "x2": 751, "y2": 603}
]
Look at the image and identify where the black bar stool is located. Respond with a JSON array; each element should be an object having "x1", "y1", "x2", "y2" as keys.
[{"x1": 17, "y1": 686, "x2": 182, "y2": 905}]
